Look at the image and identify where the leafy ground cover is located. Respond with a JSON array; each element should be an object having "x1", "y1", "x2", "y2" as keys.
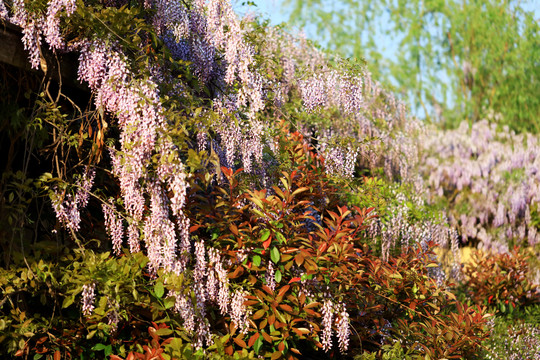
[{"x1": 0, "y1": 0, "x2": 538, "y2": 359}]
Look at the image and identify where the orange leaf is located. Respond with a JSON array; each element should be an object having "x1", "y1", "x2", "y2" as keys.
[
  {"x1": 261, "y1": 331, "x2": 273, "y2": 343},
  {"x1": 277, "y1": 285, "x2": 290, "y2": 298},
  {"x1": 288, "y1": 277, "x2": 301, "y2": 284},
  {"x1": 318, "y1": 242, "x2": 328, "y2": 253},
  {"x1": 248, "y1": 332, "x2": 260, "y2": 347},
  {"x1": 253, "y1": 309, "x2": 266, "y2": 320},
  {"x1": 268, "y1": 313, "x2": 276, "y2": 325},
  {"x1": 263, "y1": 238, "x2": 272, "y2": 250},
  {"x1": 279, "y1": 304, "x2": 294, "y2": 313},
  {"x1": 294, "y1": 254, "x2": 304, "y2": 266},
  {"x1": 233, "y1": 336, "x2": 247, "y2": 348},
  {"x1": 229, "y1": 224, "x2": 239, "y2": 236},
  {"x1": 262, "y1": 285, "x2": 274, "y2": 295},
  {"x1": 221, "y1": 166, "x2": 232, "y2": 177},
  {"x1": 303, "y1": 302, "x2": 320, "y2": 309},
  {"x1": 228, "y1": 266, "x2": 244, "y2": 279}
]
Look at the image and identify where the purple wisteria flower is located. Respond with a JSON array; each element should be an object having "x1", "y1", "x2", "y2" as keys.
[
  {"x1": 321, "y1": 299, "x2": 334, "y2": 351},
  {"x1": 81, "y1": 283, "x2": 96, "y2": 316}
]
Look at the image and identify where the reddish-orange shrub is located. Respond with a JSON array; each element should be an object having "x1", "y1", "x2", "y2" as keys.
[
  {"x1": 357, "y1": 245, "x2": 490, "y2": 359},
  {"x1": 459, "y1": 247, "x2": 540, "y2": 312}
]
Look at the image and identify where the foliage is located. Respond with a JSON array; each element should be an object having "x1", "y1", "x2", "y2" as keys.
[
  {"x1": 457, "y1": 247, "x2": 540, "y2": 313},
  {"x1": 361, "y1": 245, "x2": 489, "y2": 359},
  {"x1": 482, "y1": 316, "x2": 540, "y2": 360},
  {"x1": 354, "y1": 342, "x2": 418, "y2": 360},
  {"x1": 282, "y1": 0, "x2": 540, "y2": 132},
  {"x1": 0, "y1": 0, "x2": 529, "y2": 359}
]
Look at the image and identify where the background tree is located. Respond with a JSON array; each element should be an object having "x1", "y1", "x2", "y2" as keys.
[{"x1": 283, "y1": 0, "x2": 540, "y2": 132}]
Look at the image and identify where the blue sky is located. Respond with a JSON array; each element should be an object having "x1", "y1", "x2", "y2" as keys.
[
  {"x1": 237, "y1": 0, "x2": 539, "y2": 26},
  {"x1": 233, "y1": 0, "x2": 540, "y2": 119}
]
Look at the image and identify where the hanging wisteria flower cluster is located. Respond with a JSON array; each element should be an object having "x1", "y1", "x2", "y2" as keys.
[
  {"x1": 5, "y1": 0, "x2": 76, "y2": 68},
  {"x1": 51, "y1": 167, "x2": 96, "y2": 232},
  {"x1": 419, "y1": 120, "x2": 540, "y2": 252}
]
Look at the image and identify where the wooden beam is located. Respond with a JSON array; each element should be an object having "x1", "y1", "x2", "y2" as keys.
[{"x1": 0, "y1": 20, "x2": 88, "y2": 91}]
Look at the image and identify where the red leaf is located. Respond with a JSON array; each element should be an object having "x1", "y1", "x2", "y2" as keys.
[
  {"x1": 279, "y1": 304, "x2": 294, "y2": 313},
  {"x1": 288, "y1": 277, "x2": 301, "y2": 284},
  {"x1": 277, "y1": 285, "x2": 290, "y2": 297},
  {"x1": 318, "y1": 242, "x2": 328, "y2": 253},
  {"x1": 221, "y1": 166, "x2": 232, "y2": 177},
  {"x1": 248, "y1": 332, "x2": 260, "y2": 347},
  {"x1": 233, "y1": 337, "x2": 247, "y2": 348},
  {"x1": 261, "y1": 331, "x2": 273, "y2": 343}
]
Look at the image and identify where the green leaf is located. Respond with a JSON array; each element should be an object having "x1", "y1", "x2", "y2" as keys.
[
  {"x1": 164, "y1": 296, "x2": 175, "y2": 309},
  {"x1": 270, "y1": 247, "x2": 280, "y2": 264},
  {"x1": 92, "y1": 343, "x2": 107, "y2": 351},
  {"x1": 253, "y1": 336, "x2": 263, "y2": 354},
  {"x1": 62, "y1": 295, "x2": 74, "y2": 309},
  {"x1": 275, "y1": 232, "x2": 286, "y2": 244},
  {"x1": 154, "y1": 281, "x2": 165, "y2": 298},
  {"x1": 275, "y1": 269, "x2": 282, "y2": 283},
  {"x1": 260, "y1": 229, "x2": 270, "y2": 242},
  {"x1": 104, "y1": 345, "x2": 112, "y2": 356},
  {"x1": 155, "y1": 328, "x2": 174, "y2": 336},
  {"x1": 253, "y1": 255, "x2": 262, "y2": 267}
]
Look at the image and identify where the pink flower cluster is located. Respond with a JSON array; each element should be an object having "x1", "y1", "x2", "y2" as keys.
[
  {"x1": 43, "y1": 0, "x2": 76, "y2": 50},
  {"x1": 230, "y1": 290, "x2": 251, "y2": 334},
  {"x1": 144, "y1": 182, "x2": 177, "y2": 275},
  {"x1": 51, "y1": 191, "x2": 80, "y2": 232},
  {"x1": 51, "y1": 167, "x2": 96, "y2": 233},
  {"x1": 317, "y1": 131, "x2": 358, "y2": 178},
  {"x1": 81, "y1": 282, "x2": 96, "y2": 316},
  {"x1": 171, "y1": 243, "x2": 256, "y2": 349},
  {"x1": 152, "y1": 0, "x2": 264, "y2": 116},
  {"x1": 299, "y1": 70, "x2": 365, "y2": 116},
  {"x1": 212, "y1": 102, "x2": 265, "y2": 173},
  {"x1": 75, "y1": 33, "x2": 194, "y2": 268},
  {"x1": 321, "y1": 299, "x2": 334, "y2": 351},
  {"x1": 335, "y1": 302, "x2": 350, "y2": 353},
  {"x1": 419, "y1": 120, "x2": 540, "y2": 252},
  {"x1": 6, "y1": 0, "x2": 78, "y2": 68},
  {"x1": 102, "y1": 200, "x2": 124, "y2": 256},
  {"x1": 0, "y1": 0, "x2": 8, "y2": 19}
]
